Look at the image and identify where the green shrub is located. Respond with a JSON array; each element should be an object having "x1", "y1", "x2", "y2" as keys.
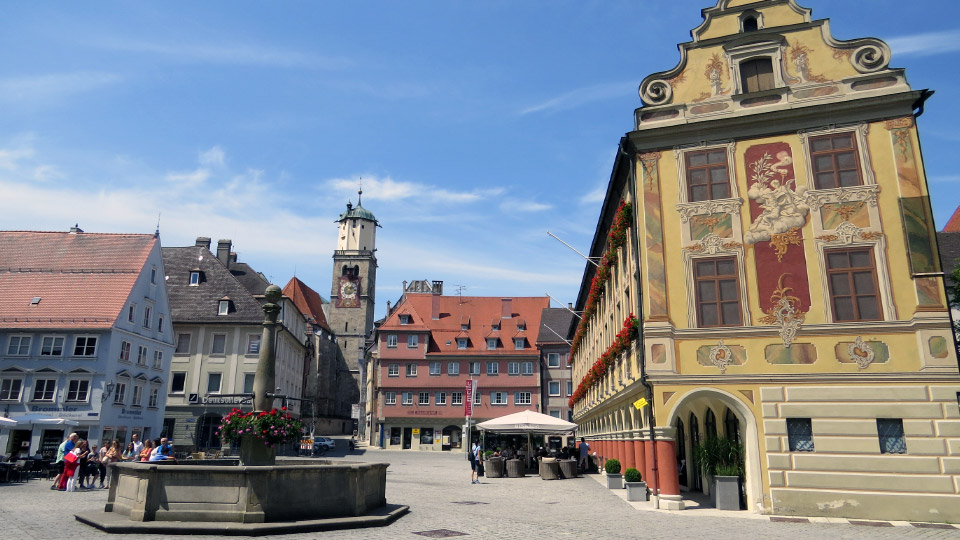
[
  {"x1": 604, "y1": 458, "x2": 621, "y2": 474},
  {"x1": 624, "y1": 468, "x2": 642, "y2": 483},
  {"x1": 483, "y1": 450, "x2": 494, "y2": 458},
  {"x1": 693, "y1": 437, "x2": 743, "y2": 477}
]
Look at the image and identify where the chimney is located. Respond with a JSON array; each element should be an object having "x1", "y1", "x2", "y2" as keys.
[
  {"x1": 432, "y1": 280, "x2": 444, "y2": 295},
  {"x1": 501, "y1": 298, "x2": 513, "y2": 319},
  {"x1": 230, "y1": 252, "x2": 237, "y2": 264},
  {"x1": 403, "y1": 280, "x2": 408, "y2": 291},
  {"x1": 432, "y1": 292, "x2": 442, "y2": 320},
  {"x1": 68, "y1": 224, "x2": 83, "y2": 234},
  {"x1": 195, "y1": 237, "x2": 211, "y2": 249},
  {"x1": 568, "y1": 303, "x2": 573, "y2": 309},
  {"x1": 216, "y1": 239, "x2": 232, "y2": 268}
]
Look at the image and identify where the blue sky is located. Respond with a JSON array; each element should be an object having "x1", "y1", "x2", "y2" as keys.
[{"x1": 2, "y1": 1, "x2": 959, "y2": 320}]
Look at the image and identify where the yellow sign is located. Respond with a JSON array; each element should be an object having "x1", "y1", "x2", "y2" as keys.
[
  {"x1": 633, "y1": 397, "x2": 649, "y2": 410},
  {"x1": 412, "y1": 428, "x2": 420, "y2": 435}
]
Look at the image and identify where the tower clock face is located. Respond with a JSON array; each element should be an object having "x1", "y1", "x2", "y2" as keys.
[
  {"x1": 336, "y1": 276, "x2": 362, "y2": 308},
  {"x1": 341, "y1": 280, "x2": 358, "y2": 298}
]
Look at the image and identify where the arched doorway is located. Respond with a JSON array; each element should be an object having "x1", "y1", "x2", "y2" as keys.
[
  {"x1": 666, "y1": 388, "x2": 761, "y2": 513},
  {"x1": 675, "y1": 417, "x2": 687, "y2": 488},
  {"x1": 441, "y1": 425, "x2": 462, "y2": 451}
]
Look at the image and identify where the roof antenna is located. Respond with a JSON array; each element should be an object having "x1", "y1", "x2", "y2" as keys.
[
  {"x1": 358, "y1": 177, "x2": 363, "y2": 206},
  {"x1": 155, "y1": 212, "x2": 162, "y2": 237}
]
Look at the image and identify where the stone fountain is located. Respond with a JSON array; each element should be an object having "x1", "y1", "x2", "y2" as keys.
[{"x1": 76, "y1": 285, "x2": 406, "y2": 534}]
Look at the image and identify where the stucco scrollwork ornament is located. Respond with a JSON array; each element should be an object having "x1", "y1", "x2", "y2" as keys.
[
  {"x1": 834, "y1": 221, "x2": 863, "y2": 244},
  {"x1": 758, "y1": 274, "x2": 806, "y2": 348},
  {"x1": 744, "y1": 152, "x2": 809, "y2": 245},
  {"x1": 851, "y1": 43, "x2": 890, "y2": 73},
  {"x1": 709, "y1": 340, "x2": 733, "y2": 374},
  {"x1": 641, "y1": 79, "x2": 673, "y2": 106},
  {"x1": 848, "y1": 336, "x2": 876, "y2": 370},
  {"x1": 676, "y1": 198, "x2": 743, "y2": 223},
  {"x1": 701, "y1": 233, "x2": 725, "y2": 255}
]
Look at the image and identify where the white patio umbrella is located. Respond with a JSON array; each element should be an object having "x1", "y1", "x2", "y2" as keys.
[{"x1": 477, "y1": 410, "x2": 577, "y2": 467}]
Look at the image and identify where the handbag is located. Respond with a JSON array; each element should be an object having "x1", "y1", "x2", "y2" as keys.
[{"x1": 477, "y1": 460, "x2": 485, "y2": 477}]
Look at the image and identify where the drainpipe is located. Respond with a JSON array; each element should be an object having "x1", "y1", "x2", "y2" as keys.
[{"x1": 622, "y1": 140, "x2": 660, "y2": 501}]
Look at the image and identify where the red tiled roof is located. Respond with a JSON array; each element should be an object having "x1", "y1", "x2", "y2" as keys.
[
  {"x1": 282, "y1": 277, "x2": 330, "y2": 331},
  {"x1": 0, "y1": 231, "x2": 157, "y2": 329},
  {"x1": 381, "y1": 294, "x2": 549, "y2": 355},
  {"x1": 944, "y1": 205, "x2": 960, "y2": 232}
]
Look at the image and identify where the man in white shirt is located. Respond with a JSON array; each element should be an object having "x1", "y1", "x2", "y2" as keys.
[{"x1": 131, "y1": 433, "x2": 143, "y2": 456}]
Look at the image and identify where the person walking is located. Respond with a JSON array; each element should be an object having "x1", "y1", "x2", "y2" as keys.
[
  {"x1": 51, "y1": 432, "x2": 78, "y2": 490},
  {"x1": 578, "y1": 437, "x2": 591, "y2": 472},
  {"x1": 470, "y1": 441, "x2": 481, "y2": 484}
]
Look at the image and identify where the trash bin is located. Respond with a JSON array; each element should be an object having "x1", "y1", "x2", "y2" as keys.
[{"x1": 539, "y1": 458, "x2": 560, "y2": 480}]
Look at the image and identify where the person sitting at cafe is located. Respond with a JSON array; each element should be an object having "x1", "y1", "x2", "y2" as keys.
[{"x1": 149, "y1": 441, "x2": 176, "y2": 463}]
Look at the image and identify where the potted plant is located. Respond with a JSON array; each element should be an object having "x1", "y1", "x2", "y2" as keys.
[
  {"x1": 604, "y1": 458, "x2": 622, "y2": 489},
  {"x1": 693, "y1": 437, "x2": 743, "y2": 511},
  {"x1": 624, "y1": 467, "x2": 647, "y2": 501}
]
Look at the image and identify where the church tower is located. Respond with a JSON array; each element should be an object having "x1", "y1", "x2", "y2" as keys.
[{"x1": 327, "y1": 189, "x2": 379, "y2": 429}]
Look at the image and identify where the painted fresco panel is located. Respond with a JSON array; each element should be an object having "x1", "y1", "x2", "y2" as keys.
[
  {"x1": 834, "y1": 341, "x2": 890, "y2": 364},
  {"x1": 641, "y1": 153, "x2": 668, "y2": 319},
  {"x1": 696, "y1": 344, "x2": 746, "y2": 368},
  {"x1": 743, "y1": 143, "x2": 812, "y2": 318},
  {"x1": 820, "y1": 202, "x2": 870, "y2": 230},
  {"x1": 690, "y1": 213, "x2": 733, "y2": 240},
  {"x1": 651, "y1": 343, "x2": 667, "y2": 364},
  {"x1": 929, "y1": 336, "x2": 949, "y2": 359},
  {"x1": 765, "y1": 343, "x2": 817, "y2": 365}
]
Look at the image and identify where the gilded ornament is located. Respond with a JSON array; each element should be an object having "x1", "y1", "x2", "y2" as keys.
[
  {"x1": 758, "y1": 274, "x2": 806, "y2": 348},
  {"x1": 709, "y1": 340, "x2": 734, "y2": 374},
  {"x1": 848, "y1": 336, "x2": 876, "y2": 370}
]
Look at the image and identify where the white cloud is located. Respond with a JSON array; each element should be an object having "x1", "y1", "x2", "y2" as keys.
[
  {"x1": 33, "y1": 164, "x2": 63, "y2": 183},
  {"x1": 98, "y1": 39, "x2": 349, "y2": 69},
  {"x1": 199, "y1": 145, "x2": 225, "y2": 167},
  {"x1": 579, "y1": 184, "x2": 607, "y2": 204},
  {"x1": 929, "y1": 174, "x2": 960, "y2": 183},
  {"x1": 165, "y1": 168, "x2": 211, "y2": 184},
  {"x1": 0, "y1": 146, "x2": 35, "y2": 170},
  {"x1": 499, "y1": 199, "x2": 553, "y2": 212},
  {"x1": 0, "y1": 72, "x2": 122, "y2": 104},
  {"x1": 888, "y1": 30, "x2": 960, "y2": 57},
  {"x1": 519, "y1": 81, "x2": 632, "y2": 115},
  {"x1": 326, "y1": 175, "x2": 504, "y2": 204}
]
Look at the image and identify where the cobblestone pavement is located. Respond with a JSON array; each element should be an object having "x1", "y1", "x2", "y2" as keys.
[{"x1": 1, "y1": 449, "x2": 958, "y2": 539}]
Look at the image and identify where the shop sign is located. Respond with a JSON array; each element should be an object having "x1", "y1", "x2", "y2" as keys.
[
  {"x1": 408, "y1": 410, "x2": 439, "y2": 415},
  {"x1": 188, "y1": 394, "x2": 251, "y2": 405}
]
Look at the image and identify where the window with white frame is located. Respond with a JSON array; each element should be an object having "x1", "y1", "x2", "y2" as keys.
[
  {"x1": 143, "y1": 305, "x2": 152, "y2": 328},
  {"x1": 170, "y1": 372, "x2": 186, "y2": 394},
  {"x1": 521, "y1": 362, "x2": 534, "y2": 375},
  {"x1": 113, "y1": 382, "x2": 127, "y2": 404},
  {"x1": 119, "y1": 341, "x2": 131, "y2": 362},
  {"x1": 150, "y1": 266, "x2": 157, "y2": 285},
  {"x1": 405, "y1": 363, "x2": 417, "y2": 377},
  {"x1": 189, "y1": 271, "x2": 200, "y2": 286},
  {"x1": 447, "y1": 362, "x2": 460, "y2": 375},
  {"x1": 386, "y1": 334, "x2": 398, "y2": 348},
  {"x1": 515, "y1": 392, "x2": 532, "y2": 405},
  {"x1": 136, "y1": 345, "x2": 148, "y2": 366},
  {"x1": 399, "y1": 314, "x2": 411, "y2": 325},
  {"x1": 436, "y1": 392, "x2": 447, "y2": 405},
  {"x1": 207, "y1": 372, "x2": 222, "y2": 394},
  {"x1": 451, "y1": 392, "x2": 463, "y2": 405},
  {"x1": 66, "y1": 379, "x2": 90, "y2": 402},
  {"x1": 246, "y1": 335, "x2": 261, "y2": 355},
  {"x1": 148, "y1": 387, "x2": 159, "y2": 408},
  {"x1": 0, "y1": 377, "x2": 23, "y2": 401},
  {"x1": 128, "y1": 304, "x2": 136, "y2": 323},
  {"x1": 407, "y1": 334, "x2": 419, "y2": 348},
  {"x1": 547, "y1": 353, "x2": 560, "y2": 368},
  {"x1": 6, "y1": 335, "x2": 31, "y2": 356},
  {"x1": 486, "y1": 362, "x2": 499, "y2": 375},
  {"x1": 514, "y1": 338, "x2": 525, "y2": 350},
  {"x1": 548, "y1": 381, "x2": 561, "y2": 396},
  {"x1": 132, "y1": 385, "x2": 143, "y2": 406},
  {"x1": 384, "y1": 391, "x2": 396, "y2": 405},
  {"x1": 469, "y1": 361, "x2": 481, "y2": 375},
  {"x1": 508, "y1": 362, "x2": 520, "y2": 375},
  {"x1": 218, "y1": 300, "x2": 230, "y2": 316},
  {"x1": 474, "y1": 391, "x2": 481, "y2": 405},
  {"x1": 418, "y1": 392, "x2": 430, "y2": 406},
  {"x1": 566, "y1": 381, "x2": 573, "y2": 396},
  {"x1": 486, "y1": 338, "x2": 497, "y2": 350},
  {"x1": 211, "y1": 334, "x2": 226, "y2": 355},
  {"x1": 40, "y1": 336, "x2": 64, "y2": 357},
  {"x1": 158, "y1": 315, "x2": 164, "y2": 333},
  {"x1": 491, "y1": 391, "x2": 507, "y2": 405},
  {"x1": 429, "y1": 361, "x2": 441, "y2": 375},
  {"x1": 175, "y1": 334, "x2": 191, "y2": 354},
  {"x1": 387, "y1": 363, "x2": 399, "y2": 377},
  {"x1": 549, "y1": 410, "x2": 562, "y2": 418},
  {"x1": 153, "y1": 350, "x2": 163, "y2": 369},
  {"x1": 457, "y1": 338, "x2": 468, "y2": 350},
  {"x1": 32, "y1": 379, "x2": 56, "y2": 401},
  {"x1": 243, "y1": 373, "x2": 255, "y2": 394},
  {"x1": 401, "y1": 392, "x2": 413, "y2": 405},
  {"x1": 73, "y1": 336, "x2": 97, "y2": 356}
]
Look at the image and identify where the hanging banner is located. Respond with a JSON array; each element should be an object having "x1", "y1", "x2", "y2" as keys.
[{"x1": 464, "y1": 380, "x2": 476, "y2": 417}]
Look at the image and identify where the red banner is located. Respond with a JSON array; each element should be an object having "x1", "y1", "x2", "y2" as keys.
[{"x1": 464, "y1": 380, "x2": 475, "y2": 417}]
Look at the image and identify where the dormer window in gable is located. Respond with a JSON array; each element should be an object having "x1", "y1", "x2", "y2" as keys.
[
  {"x1": 399, "y1": 314, "x2": 411, "y2": 325},
  {"x1": 724, "y1": 37, "x2": 789, "y2": 96},
  {"x1": 740, "y1": 57, "x2": 775, "y2": 93},
  {"x1": 189, "y1": 269, "x2": 202, "y2": 286},
  {"x1": 516, "y1": 319, "x2": 526, "y2": 331},
  {"x1": 739, "y1": 10, "x2": 762, "y2": 33},
  {"x1": 218, "y1": 297, "x2": 232, "y2": 316},
  {"x1": 457, "y1": 338, "x2": 468, "y2": 350}
]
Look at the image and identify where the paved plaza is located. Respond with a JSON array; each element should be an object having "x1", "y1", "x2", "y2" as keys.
[{"x1": 1, "y1": 447, "x2": 958, "y2": 539}]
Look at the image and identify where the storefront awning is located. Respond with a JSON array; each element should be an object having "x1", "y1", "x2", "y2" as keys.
[{"x1": 9, "y1": 414, "x2": 79, "y2": 426}]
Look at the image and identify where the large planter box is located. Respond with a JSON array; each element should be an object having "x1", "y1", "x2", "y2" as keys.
[
  {"x1": 714, "y1": 476, "x2": 740, "y2": 511},
  {"x1": 625, "y1": 481, "x2": 648, "y2": 501},
  {"x1": 538, "y1": 459, "x2": 560, "y2": 480},
  {"x1": 485, "y1": 457, "x2": 505, "y2": 478},
  {"x1": 605, "y1": 473, "x2": 622, "y2": 489},
  {"x1": 557, "y1": 459, "x2": 578, "y2": 479},
  {"x1": 505, "y1": 459, "x2": 525, "y2": 478}
]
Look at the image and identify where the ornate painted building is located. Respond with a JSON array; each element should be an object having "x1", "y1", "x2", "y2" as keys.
[{"x1": 572, "y1": 0, "x2": 960, "y2": 522}]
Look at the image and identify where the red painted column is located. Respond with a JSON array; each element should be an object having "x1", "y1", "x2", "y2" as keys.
[
  {"x1": 634, "y1": 439, "x2": 645, "y2": 479},
  {"x1": 643, "y1": 440, "x2": 658, "y2": 493},
  {"x1": 617, "y1": 439, "x2": 627, "y2": 468},
  {"x1": 656, "y1": 439, "x2": 680, "y2": 496},
  {"x1": 622, "y1": 440, "x2": 635, "y2": 471}
]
